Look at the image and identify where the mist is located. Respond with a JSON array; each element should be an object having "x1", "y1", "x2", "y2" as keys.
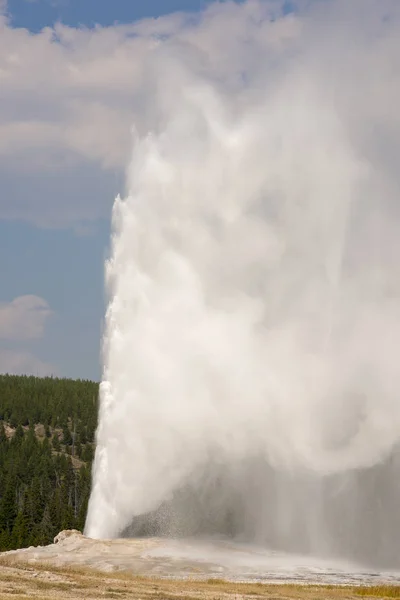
[{"x1": 85, "y1": 0, "x2": 400, "y2": 568}]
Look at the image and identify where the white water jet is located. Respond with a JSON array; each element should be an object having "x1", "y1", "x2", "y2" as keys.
[{"x1": 86, "y1": 0, "x2": 400, "y2": 568}]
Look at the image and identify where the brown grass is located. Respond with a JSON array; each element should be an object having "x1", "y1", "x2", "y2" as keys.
[
  {"x1": 355, "y1": 587, "x2": 400, "y2": 598},
  {"x1": 0, "y1": 556, "x2": 399, "y2": 600}
]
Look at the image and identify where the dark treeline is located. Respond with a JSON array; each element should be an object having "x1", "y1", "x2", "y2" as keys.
[{"x1": 0, "y1": 375, "x2": 99, "y2": 551}]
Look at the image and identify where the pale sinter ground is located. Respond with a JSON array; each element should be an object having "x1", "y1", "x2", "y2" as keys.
[{"x1": 1, "y1": 529, "x2": 400, "y2": 597}]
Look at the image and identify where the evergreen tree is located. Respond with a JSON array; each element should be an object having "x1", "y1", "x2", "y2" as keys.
[
  {"x1": 0, "y1": 474, "x2": 18, "y2": 538},
  {"x1": 12, "y1": 510, "x2": 29, "y2": 549},
  {"x1": 49, "y1": 489, "x2": 62, "y2": 536},
  {"x1": 79, "y1": 427, "x2": 87, "y2": 445},
  {"x1": 38, "y1": 505, "x2": 54, "y2": 545},
  {"x1": 82, "y1": 444, "x2": 94, "y2": 463},
  {"x1": 0, "y1": 421, "x2": 6, "y2": 444},
  {"x1": 14, "y1": 424, "x2": 24, "y2": 441},
  {"x1": 52, "y1": 434, "x2": 61, "y2": 452},
  {"x1": 74, "y1": 440, "x2": 82, "y2": 459},
  {"x1": 62, "y1": 425, "x2": 72, "y2": 446}
]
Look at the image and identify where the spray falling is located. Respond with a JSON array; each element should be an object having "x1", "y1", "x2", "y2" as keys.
[{"x1": 86, "y1": 0, "x2": 400, "y2": 567}]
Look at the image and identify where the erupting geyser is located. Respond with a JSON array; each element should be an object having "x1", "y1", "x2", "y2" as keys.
[{"x1": 86, "y1": 0, "x2": 400, "y2": 568}]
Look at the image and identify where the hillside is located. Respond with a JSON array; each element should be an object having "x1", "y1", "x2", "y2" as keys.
[{"x1": 0, "y1": 374, "x2": 99, "y2": 551}]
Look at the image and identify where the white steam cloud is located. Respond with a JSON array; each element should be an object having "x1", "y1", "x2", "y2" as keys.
[{"x1": 86, "y1": 0, "x2": 400, "y2": 567}]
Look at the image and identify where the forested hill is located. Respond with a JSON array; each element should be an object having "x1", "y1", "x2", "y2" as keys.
[{"x1": 0, "y1": 375, "x2": 99, "y2": 551}]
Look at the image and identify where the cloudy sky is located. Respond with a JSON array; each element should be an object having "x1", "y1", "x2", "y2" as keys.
[
  {"x1": 1, "y1": 0, "x2": 223, "y2": 380},
  {"x1": 1, "y1": 0, "x2": 399, "y2": 381}
]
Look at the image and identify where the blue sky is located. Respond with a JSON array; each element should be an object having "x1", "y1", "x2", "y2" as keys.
[
  {"x1": 8, "y1": 0, "x2": 214, "y2": 31},
  {"x1": 0, "y1": 220, "x2": 108, "y2": 379},
  {"x1": 1, "y1": 0, "x2": 227, "y2": 381}
]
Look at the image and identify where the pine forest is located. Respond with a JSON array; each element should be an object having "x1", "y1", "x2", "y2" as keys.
[{"x1": 0, "y1": 375, "x2": 99, "y2": 551}]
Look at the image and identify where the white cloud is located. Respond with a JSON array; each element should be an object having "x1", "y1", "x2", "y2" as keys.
[
  {"x1": 0, "y1": 295, "x2": 52, "y2": 340},
  {"x1": 0, "y1": 348, "x2": 57, "y2": 376},
  {"x1": 0, "y1": 0, "x2": 399, "y2": 227}
]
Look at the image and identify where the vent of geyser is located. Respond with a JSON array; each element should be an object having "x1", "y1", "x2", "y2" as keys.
[{"x1": 121, "y1": 454, "x2": 400, "y2": 569}]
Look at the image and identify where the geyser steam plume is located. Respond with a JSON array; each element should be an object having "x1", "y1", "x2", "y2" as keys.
[{"x1": 86, "y1": 0, "x2": 400, "y2": 567}]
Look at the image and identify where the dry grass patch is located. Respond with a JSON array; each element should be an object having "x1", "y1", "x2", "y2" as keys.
[
  {"x1": 0, "y1": 556, "x2": 400, "y2": 600},
  {"x1": 355, "y1": 586, "x2": 400, "y2": 598}
]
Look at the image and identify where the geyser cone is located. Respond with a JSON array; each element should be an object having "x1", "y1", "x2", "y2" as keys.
[{"x1": 86, "y1": 0, "x2": 400, "y2": 569}]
